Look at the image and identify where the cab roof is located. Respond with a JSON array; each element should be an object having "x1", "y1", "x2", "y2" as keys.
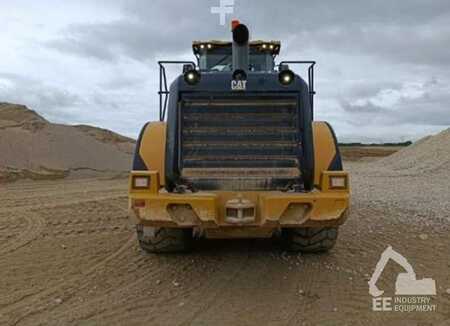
[{"x1": 192, "y1": 40, "x2": 281, "y2": 55}]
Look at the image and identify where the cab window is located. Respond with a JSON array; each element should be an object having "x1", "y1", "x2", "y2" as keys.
[{"x1": 199, "y1": 48, "x2": 274, "y2": 72}]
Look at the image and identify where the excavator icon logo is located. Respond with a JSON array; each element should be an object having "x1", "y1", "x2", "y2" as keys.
[{"x1": 368, "y1": 246, "x2": 436, "y2": 297}]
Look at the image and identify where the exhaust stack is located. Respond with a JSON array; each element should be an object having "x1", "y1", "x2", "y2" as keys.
[{"x1": 231, "y1": 20, "x2": 249, "y2": 72}]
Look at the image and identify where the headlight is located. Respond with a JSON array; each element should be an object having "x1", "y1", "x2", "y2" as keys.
[
  {"x1": 132, "y1": 176, "x2": 150, "y2": 189},
  {"x1": 329, "y1": 175, "x2": 347, "y2": 189},
  {"x1": 278, "y1": 69, "x2": 295, "y2": 85},
  {"x1": 184, "y1": 69, "x2": 201, "y2": 85}
]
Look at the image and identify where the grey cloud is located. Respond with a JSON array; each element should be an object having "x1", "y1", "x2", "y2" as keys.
[
  {"x1": 338, "y1": 78, "x2": 450, "y2": 128},
  {"x1": 339, "y1": 100, "x2": 389, "y2": 127},
  {"x1": 48, "y1": 35, "x2": 118, "y2": 62},
  {"x1": 295, "y1": 23, "x2": 450, "y2": 67},
  {"x1": 0, "y1": 72, "x2": 152, "y2": 137},
  {"x1": 46, "y1": 1, "x2": 228, "y2": 62},
  {"x1": 340, "y1": 100, "x2": 388, "y2": 114},
  {"x1": 3, "y1": 1, "x2": 450, "y2": 143},
  {"x1": 45, "y1": 0, "x2": 450, "y2": 68},
  {"x1": 99, "y1": 75, "x2": 148, "y2": 91},
  {"x1": 346, "y1": 81, "x2": 403, "y2": 99},
  {"x1": 0, "y1": 73, "x2": 84, "y2": 121},
  {"x1": 389, "y1": 92, "x2": 450, "y2": 126}
]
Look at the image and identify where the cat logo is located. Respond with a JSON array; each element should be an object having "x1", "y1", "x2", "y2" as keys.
[{"x1": 231, "y1": 80, "x2": 247, "y2": 91}]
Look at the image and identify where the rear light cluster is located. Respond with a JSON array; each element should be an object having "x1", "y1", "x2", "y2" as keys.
[
  {"x1": 329, "y1": 175, "x2": 348, "y2": 189},
  {"x1": 132, "y1": 176, "x2": 150, "y2": 189},
  {"x1": 130, "y1": 171, "x2": 159, "y2": 194}
]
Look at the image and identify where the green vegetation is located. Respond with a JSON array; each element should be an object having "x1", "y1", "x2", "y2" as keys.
[{"x1": 339, "y1": 141, "x2": 412, "y2": 147}]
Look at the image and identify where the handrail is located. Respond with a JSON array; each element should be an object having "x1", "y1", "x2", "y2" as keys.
[
  {"x1": 278, "y1": 61, "x2": 316, "y2": 118},
  {"x1": 158, "y1": 61, "x2": 196, "y2": 121}
]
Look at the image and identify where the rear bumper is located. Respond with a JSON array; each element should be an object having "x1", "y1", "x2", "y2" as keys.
[{"x1": 129, "y1": 171, "x2": 350, "y2": 234}]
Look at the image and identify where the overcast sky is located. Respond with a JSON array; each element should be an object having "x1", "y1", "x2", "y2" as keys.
[{"x1": 1, "y1": 0, "x2": 449, "y2": 142}]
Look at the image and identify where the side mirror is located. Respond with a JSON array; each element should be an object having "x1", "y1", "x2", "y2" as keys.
[
  {"x1": 183, "y1": 64, "x2": 195, "y2": 73},
  {"x1": 279, "y1": 63, "x2": 289, "y2": 71}
]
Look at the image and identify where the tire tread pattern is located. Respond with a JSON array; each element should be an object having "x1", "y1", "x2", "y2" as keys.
[
  {"x1": 136, "y1": 225, "x2": 192, "y2": 253},
  {"x1": 283, "y1": 227, "x2": 338, "y2": 253}
]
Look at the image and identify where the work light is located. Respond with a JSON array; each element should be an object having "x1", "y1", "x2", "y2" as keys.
[
  {"x1": 184, "y1": 69, "x2": 201, "y2": 85},
  {"x1": 279, "y1": 69, "x2": 295, "y2": 85}
]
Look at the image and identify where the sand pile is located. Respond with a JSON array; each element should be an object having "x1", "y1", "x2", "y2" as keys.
[
  {"x1": 376, "y1": 128, "x2": 450, "y2": 174},
  {"x1": 0, "y1": 103, "x2": 135, "y2": 181}
]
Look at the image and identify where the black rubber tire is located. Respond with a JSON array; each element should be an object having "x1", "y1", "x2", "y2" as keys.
[
  {"x1": 282, "y1": 227, "x2": 338, "y2": 253},
  {"x1": 136, "y1": 225, "x2": 192, "y2": 253}
]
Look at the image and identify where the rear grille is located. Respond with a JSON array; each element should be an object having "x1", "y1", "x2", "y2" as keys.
[{"x1": 179, "y1": 95, "x2": 301, "y2": 190}]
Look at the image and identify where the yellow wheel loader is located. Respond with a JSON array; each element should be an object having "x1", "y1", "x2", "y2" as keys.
[{"x1": 129, "y1": 21, "x2": 350, "y2": 253}]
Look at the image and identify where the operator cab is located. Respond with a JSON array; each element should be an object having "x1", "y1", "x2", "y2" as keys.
[{"x1": 192, "y1": 41, "x2": 280, "y2": 72}]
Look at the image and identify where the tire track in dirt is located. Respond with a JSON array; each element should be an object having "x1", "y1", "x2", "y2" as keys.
[
  {"x1": 171, "y1": 241, "x2": 316, "y2": 326},
  {"x1": 103, "y1": 241, "x2": 288, "y2": 326},
  {"x1": 285, "y1": 227, "x2": 376, "y2": 324},
  {"x1": 47, "y1": 222, "x2": 423, "y2": 326},
  {"x1": 79, "y1": 245, "x2": 252, "y2": 326},
  {"x1": 2, "y1": 162, "x2": 450, "y2": 325},
  {"x1": 0, "y1": 198, "x2": 133, "y2": 325},
  {"x1": 284, "y1": 204, "x2": 450, "y2": 325},
  {"x1": 285, "y1": 254, "x2": 320, "y2": 325},
  {"x1": 0, "y1": 196, "x2": 127, "y2": 257},
  {"x1": 40, "y1": 240, "x2": 258, "y2": 325},
  {"x1": 0, "y1": 179, "x2": 134, "y2": 325},
  {"x1": 0, "y1": 179, "x2": 126, "y2": 214},
  {"x1": 178, "y1": 241, "x2": 268, "y2": 325},
  {"x1": 1, "y1": 233, "x2": 136, "y2": 325},
  {"x1": 0, "y1": 211, "x2": 46, "y2": 256},
  {"x1": 40, "y1": 254, "x2": 203, "y2": 325},
  {"x1": 0, "y1": 193, "x2": 126, "y2": 215},
  {"x1": 41, "y1": 200, "x2": 131, "y2": 239}
]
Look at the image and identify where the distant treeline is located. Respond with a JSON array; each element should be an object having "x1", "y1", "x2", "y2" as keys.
[{"x1": 339, "y1": 141, "x2": 412, "y2": 147}]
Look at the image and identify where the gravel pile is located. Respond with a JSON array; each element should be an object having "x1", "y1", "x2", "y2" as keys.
[
  {"x1": 347, "y1": 128, "x2": 450, "y2": 224},
  {"x1": 376, "y1": 128, "x2": 450, "y2": 174}
]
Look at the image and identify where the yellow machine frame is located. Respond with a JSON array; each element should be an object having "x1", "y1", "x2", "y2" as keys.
[{"x1": 128, "y1": 121, "x2": 350, "y2": 239}]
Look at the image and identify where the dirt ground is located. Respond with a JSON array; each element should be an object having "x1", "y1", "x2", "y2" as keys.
[{"x1": 0, "y1": 150, "x2": 449, "y2": 326}]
